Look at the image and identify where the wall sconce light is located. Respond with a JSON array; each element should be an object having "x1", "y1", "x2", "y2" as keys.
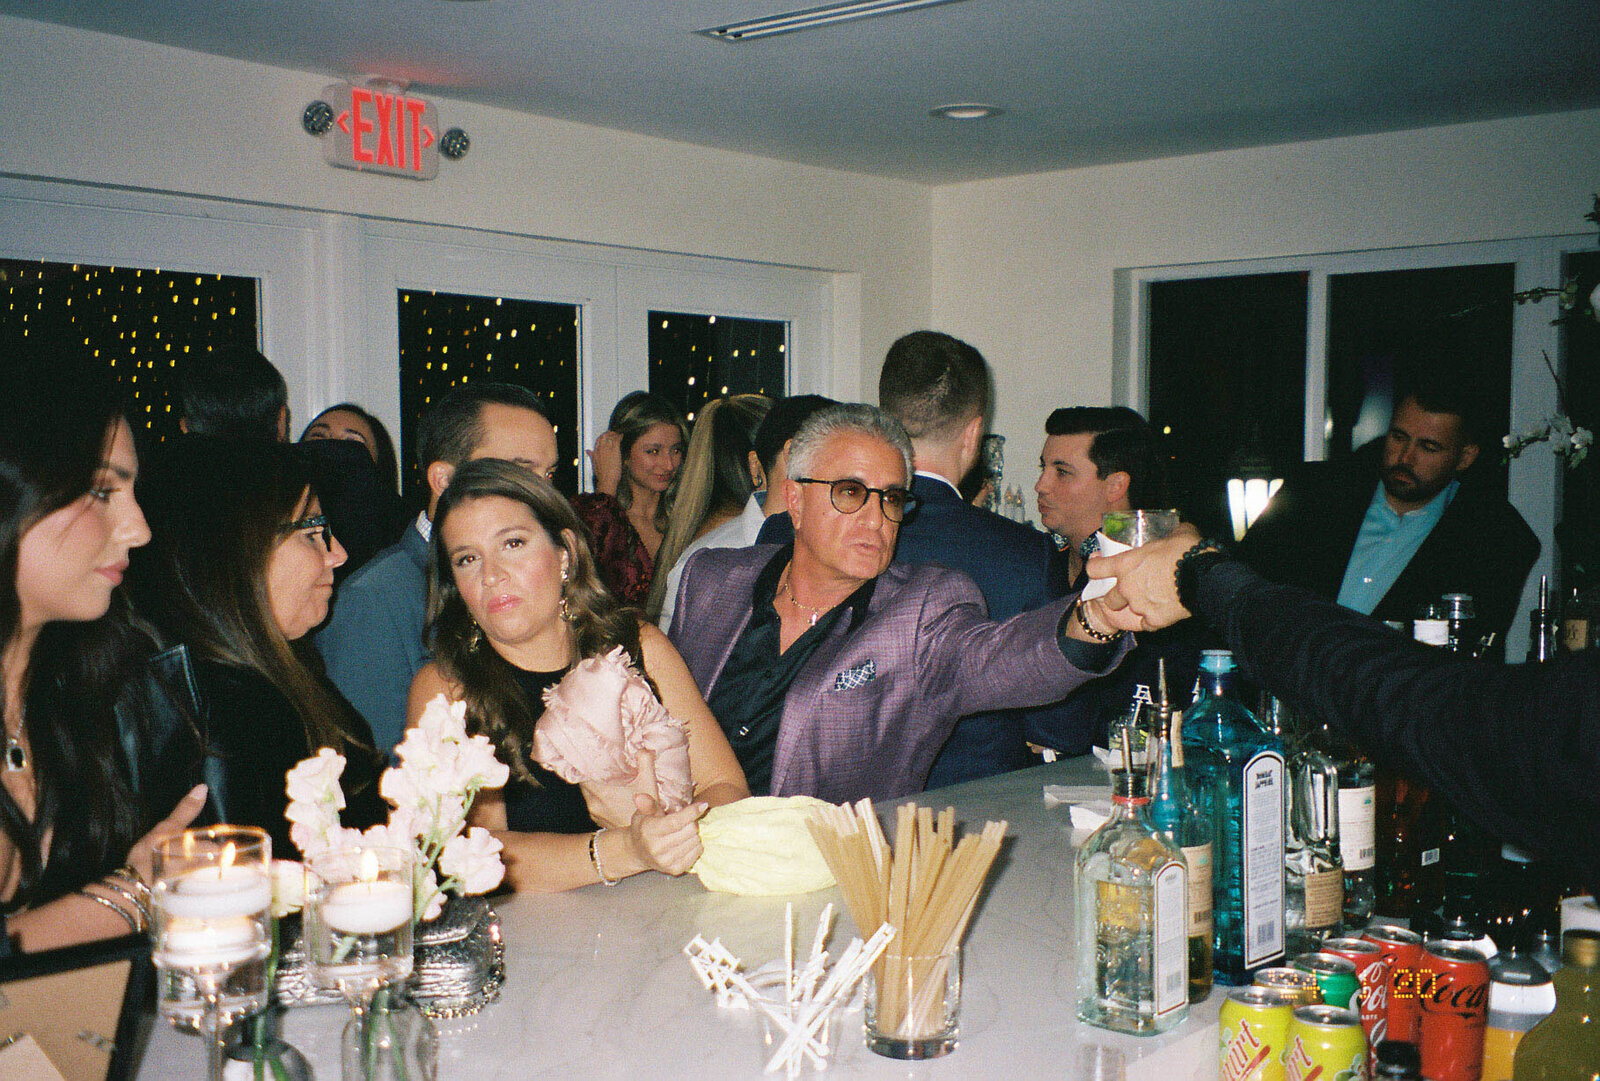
[{"x1": 1226, "y1": 432, "x2": 1282, "y2": 542}]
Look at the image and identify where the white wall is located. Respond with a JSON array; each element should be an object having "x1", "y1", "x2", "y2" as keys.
[
  {"x1": 0, "y1": 14, "x2": 931, "y2": 403},
  {"x1": 931, "y1": 109, "x2": 1600, "y2": 485}
]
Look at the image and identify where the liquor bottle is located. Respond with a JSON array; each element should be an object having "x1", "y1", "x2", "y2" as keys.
[
  {"x1": 1487, "y1": 845, "x2": 1562, "y2": 956},
  {"x1": 1146, "y1": 660, "x2": 1213, "y2": 1004},
  {"x1": 1527, "y1": 576, "x2": 1559, "y2": 664},
  {"x1": 1375, "y1": 614, "x2": 1450, "y2": 920},
  {"x1": 1263, "y1": 695, "x2": 1345, "y2": 955},
  {"x1": 1075, "y1": 768, "x2": 1190, "y2": 1035},
  {"x1": 1306, "y1": 711, "x2": 1377, "y2": 926},
  {"x1": 1182, "y1": 649, "x2": 1286, "y2": 986},
  {"x1": 1512, "y1": 930, "x2": 1600, "y2": 1080}
]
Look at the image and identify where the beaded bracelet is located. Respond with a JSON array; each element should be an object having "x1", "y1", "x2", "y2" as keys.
[
  {"x1": 590, "y1": 829, "x2": 621, "y2": 887},
  {"x1": 1072, "y1": 598, "x2": 1123, "y2": 643}
]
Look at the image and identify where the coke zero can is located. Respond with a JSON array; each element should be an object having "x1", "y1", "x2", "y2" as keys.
[
  {"x1": 1418, "y1": 941, "x2": 1489, "y2": 1081},
  {"x1": 1363, "y1": 922, "x2": 1425, "y2": 1045}
]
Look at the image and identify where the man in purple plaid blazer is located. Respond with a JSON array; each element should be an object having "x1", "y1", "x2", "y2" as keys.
[{"x1": 668, "y1": 403, "x2": 1130, "y2": 803}]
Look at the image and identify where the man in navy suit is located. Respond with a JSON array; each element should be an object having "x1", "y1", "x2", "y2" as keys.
[{"x1": 877, "y1": 331, "x2": 1072, "y2": 785}]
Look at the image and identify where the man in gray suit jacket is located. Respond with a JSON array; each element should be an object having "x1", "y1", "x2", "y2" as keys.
[{"x1": 669, "y1": 403, "x2": 1129, "y2": 803}]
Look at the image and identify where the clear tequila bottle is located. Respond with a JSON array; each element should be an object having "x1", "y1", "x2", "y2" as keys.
[
  {"x1": 1262, "y1": 695, "x2": 1345, "y2": 955},
  {"x1": 1307, "y1": 712, "x2": 1377, "y2": 926},
  {"x1": 1076, "y1": 768, "x2": 1190, "y2": 1035},
  {"x1": 1147, "y1": 662, "x2": 1213, "y2": 1003},
  {"x1": 1183, "y1": 650, "x2": 1286, "y2": 985}
]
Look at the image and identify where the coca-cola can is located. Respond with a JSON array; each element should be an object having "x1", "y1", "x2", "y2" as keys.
[
  {"x1": 1363, "y1": 922, "x2": 1425, "y2": 1045},
  {"x1": 1418, "y1": 941, "x2": 1490, "y2": 1081},
  {"x1": 1323, "y1": 936, "x2": 1390, "y2": 1070}
]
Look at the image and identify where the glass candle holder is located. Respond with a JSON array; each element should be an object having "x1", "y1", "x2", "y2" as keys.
[{"x1": 151, "y1": 825, "x2": 273, "y2": 1081}]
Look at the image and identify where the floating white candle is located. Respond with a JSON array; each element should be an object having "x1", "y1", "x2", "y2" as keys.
[
  {"x1": 318, "y1": 879, "x2": 412, "y2": 935},
  {"x1": 155, "y1": 915, "x2": 266, "y2": 968},
  {"x1": 156, "y1": 865, "x2": 273, "y2": 921}
]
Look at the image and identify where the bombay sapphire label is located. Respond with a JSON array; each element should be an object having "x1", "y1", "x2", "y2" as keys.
[{"x1": 1241, "y1": 750, "x2": 1286, "y2": 970}]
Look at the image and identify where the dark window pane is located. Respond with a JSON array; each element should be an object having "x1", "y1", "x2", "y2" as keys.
[
  {"x1": 648, "y1": 311, "x2": 786, "y2": 423},
  {"x1": 1559, "y1": 249, "x2": 1600, "y2": 592},
  {"x1": 0, "y1": 258, "x2": 258, "y2": 456},
  {"x1": 1327, "y1": 264, "x2": 1514, "y2": 496},
  {"x1": 1147, "y1": 272, "x2": 1309, "y2": 539},
  {"x1": 398, "y1": 290, "x2": 580, "y2": 502}
]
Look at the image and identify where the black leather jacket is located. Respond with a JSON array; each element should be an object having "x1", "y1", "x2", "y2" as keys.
[{"x1": 116, "y1": 644, "x2": 386, "y2": 859}]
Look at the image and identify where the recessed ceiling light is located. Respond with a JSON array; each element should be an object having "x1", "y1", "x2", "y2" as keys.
[
  {"x1": 700, "y1": 0, "x2": 968, "y2": 42},
  {"x1": 930, "y1": 103, "x2": 1002, "y2": 120}
]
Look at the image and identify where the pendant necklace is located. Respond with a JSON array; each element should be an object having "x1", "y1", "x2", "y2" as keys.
[
  {"x1": 3, "y1": 718, "x2": 25, "y2": 772},
  {"x1": 779, "y1": 570, "x2": 825, "y2": 628}
]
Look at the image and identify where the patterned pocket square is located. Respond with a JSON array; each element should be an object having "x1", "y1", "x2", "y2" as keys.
[{"x1": 832, "y1": 659, "x2": 876, "y2": 691}]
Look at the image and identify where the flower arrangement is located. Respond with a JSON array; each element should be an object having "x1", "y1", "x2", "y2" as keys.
[
  {"x1": 1499, "y1": 197, "x2": 1600, "y2": 469},
  {"x1": 285, "y1": 694, "x2": 510, "y2": 921}
]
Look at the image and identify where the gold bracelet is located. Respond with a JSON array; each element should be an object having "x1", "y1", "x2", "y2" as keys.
[
  {"x1": 1073, "y1": 598, "x2": 1123, "y2": 643},
  {"x1": 589, "y1": 829, "x2": 621, "y2": 887},
  {"x1": 80, "y1": 887, "x2": 142, "y2": 934}
]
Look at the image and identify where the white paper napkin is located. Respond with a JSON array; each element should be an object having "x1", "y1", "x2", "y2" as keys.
[{"x1": 1077, "y1": 531, "x2": 1131, "y2": 600}]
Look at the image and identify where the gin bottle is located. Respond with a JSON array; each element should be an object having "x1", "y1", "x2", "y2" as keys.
[
  {"x1": 1307, "y1": 712, "x2": 1377, "y2": 926},
  {"x1": 1183, "y1": 650, "x2": 1286, "y2": 985},
  {"x1": 1146, "y1": 662, "x2": 1213, "y2": 1003},
  {"x1": 1076, "y1": 768, "x2": 1190, "y2": 1035},
  {"x1": 1262, "y1": 695, "x2": 1345, "y2": 954}
]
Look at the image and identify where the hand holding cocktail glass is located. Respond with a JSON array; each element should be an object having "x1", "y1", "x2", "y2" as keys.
[{"x1": 1085, "y1": 521, "x2": 1204, "y2": 633}]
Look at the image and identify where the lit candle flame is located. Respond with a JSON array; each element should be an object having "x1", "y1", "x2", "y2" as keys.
[
  {"x1": 219, "y1": 840, "x2": 236, "y2": 879},
  {"x1": 360, "y1": 848, "x2": 379, "y2": 883}
]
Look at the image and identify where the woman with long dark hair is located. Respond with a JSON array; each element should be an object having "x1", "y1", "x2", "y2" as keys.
[
  {"x1": 131, "y1": 437, "x2": 386, "y2": 858},
  {"x1": 0, "y1": 361, "x2": 207, "y2": 952},
  {"x1": 407, "y1": 459, "x2": 746, "y2": 891},
  {"x1": 646, "y1": 393, "x2": 770, "y2": 624},
  {"x1": 574, "y1": 392, "x2": 688, "y2": 605}
]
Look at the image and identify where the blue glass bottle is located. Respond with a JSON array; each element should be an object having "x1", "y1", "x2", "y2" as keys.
[{"x1": 1182, "y1": 649, "x2": 1286, "y2": 985}]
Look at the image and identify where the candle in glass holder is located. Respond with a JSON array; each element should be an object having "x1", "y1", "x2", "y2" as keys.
[
  {"x1": 156, "y1": 915, "x2": 265, "y2": 968},
  {"x1": 158, "y1": 865, "x2": 273, "y2": 921},
  {"x1": 319, "y1": 879, "x2": 412, "y2": 935}
]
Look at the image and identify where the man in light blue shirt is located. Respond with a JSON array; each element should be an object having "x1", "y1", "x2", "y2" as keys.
[{"x1": 1237, "y1": 376, "x2": 1538, "y2": 654}]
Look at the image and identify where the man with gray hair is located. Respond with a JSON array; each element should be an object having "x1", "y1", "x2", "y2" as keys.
[{"x1": 669, "y1": 403, "x2": 1129, "y2": 802}]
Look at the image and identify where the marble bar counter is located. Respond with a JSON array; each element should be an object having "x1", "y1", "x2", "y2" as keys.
[{"x1": 139, "y1": 758, "x2": 1224, "y2": 1079}]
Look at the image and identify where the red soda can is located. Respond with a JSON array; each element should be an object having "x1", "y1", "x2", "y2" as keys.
[
  {"x1": 1418, "y1": 941, "x2": 1489, "y2": 1081},
  {"x1": 1323, "y1": 936, "x2": 1390, "y2": 1069},
  {"x1": 1362, "y1": 922, "x2": 1425, "y2": 1046}
]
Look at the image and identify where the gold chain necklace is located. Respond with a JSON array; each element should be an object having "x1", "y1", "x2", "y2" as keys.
[{"x1": 778, "y1": 569, "x2": 827, "y2": 628}]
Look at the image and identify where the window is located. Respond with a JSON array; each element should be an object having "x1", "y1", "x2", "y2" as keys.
[
  {"x1": 647, "y1": 311, "x2": 787, "y2": 423},
  {"x1": 1122, "y1": 234, "x2": 1586, "y2": 657},
  {"x1": 0, "y1": 259, "x2": 259, "y2": 454}
]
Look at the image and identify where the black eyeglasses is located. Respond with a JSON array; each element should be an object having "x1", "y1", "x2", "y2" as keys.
[
  {"x1": 284, "y1": 513, "x2": 334, "y2": 551},
  {"x1": 795, "y1": 478, "x2": 919, "y2": 522}
]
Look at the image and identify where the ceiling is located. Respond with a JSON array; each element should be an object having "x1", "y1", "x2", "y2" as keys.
[{"x1": 4, "y1": 0, "x2": 1598, "y2": 184}]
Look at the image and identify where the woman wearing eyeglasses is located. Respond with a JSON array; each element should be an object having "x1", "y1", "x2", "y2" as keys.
[{"x1": 129, "y1": 437, "x2": 386, "y2": 858}]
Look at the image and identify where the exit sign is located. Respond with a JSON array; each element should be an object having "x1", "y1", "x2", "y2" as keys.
[{"x1": 321, "y1": 82, "x2": 440, "y2": 180}]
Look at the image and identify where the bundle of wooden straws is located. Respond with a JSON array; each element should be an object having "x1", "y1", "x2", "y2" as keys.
[{"x1": 806, "y1": 800, "x2": 1006, "y2": 1042}]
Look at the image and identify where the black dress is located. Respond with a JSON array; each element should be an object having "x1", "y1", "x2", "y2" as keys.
[{"x1": 500, "y1": 667, "x2": 597, "y2": 835}]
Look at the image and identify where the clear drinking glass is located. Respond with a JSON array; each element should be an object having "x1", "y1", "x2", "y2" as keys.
[
  {"x1": 1101, "y1": 509, "x2": 1180, "y2": 548},
  {"x1": 864, "y1": 946, "x2": 961, "y2": 1060},
  {"x1": 151, "y1": 825, "x2": 274, "y2": 1081}
]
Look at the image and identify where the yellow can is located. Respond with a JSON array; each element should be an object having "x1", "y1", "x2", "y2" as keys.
[
  {"x1": 1284, "y1": 1004, "x2": 1367, "y2": 1081},
  {"x1": 1220, "y1": 985, "x2": 1298, "y2": 1081}
]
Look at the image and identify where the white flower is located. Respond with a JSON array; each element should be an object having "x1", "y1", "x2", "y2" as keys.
[
  {"x1": 286, "y1": 747, "x2": 347, "y2": 807},
  {"x1": 440, "y1": 827, "x2": 506, "y2": 895},
  {"x1": 416, "y1": 866, "x2": 445, "y2": 922},
  {"x1": 270, "y1": 860, "x2": 306, "y2": 918},
  {"x1": 1590, "y1": 281, "x2": 1600, "y2": 321},
  {"x1": 1503, "y1": 433, "x2": 1516, "y2": 449}
]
